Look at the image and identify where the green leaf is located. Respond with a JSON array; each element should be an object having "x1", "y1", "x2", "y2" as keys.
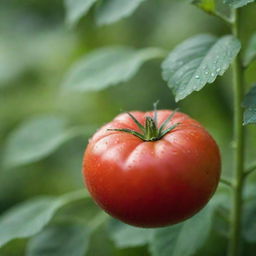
[
  {"x1": 162, "y1": 34, "x2": 241, "y2": 101},
  {"x1": 244, "y1": 33, "x2": 256, "y2": 67},
  {"x1": 108, "y1": 219, "x2": 154, "y2": 248},
  {"x1": 242, "y1": 85, "x2": 256, "y2": 125},
  {"x1": 243, "y1": 108, "x2": 256, "y2": 125},
  {"x1": 27, "y1": 222, "x2": 91, "y2": 256},
  {"x1": 190, "y1": 0, "x2": 216, "y2": 14},
  {"x1": 3, "y1": 116, "x2": 93, "y2": 168},
  {"x1": 211, "y1": 192, "x2": 230, "y2": 238},
  {"x1": 0, "y1": 190, "x2": 88, "y2": 248},
  {"x1": 64, "y1": 0, "x2": 98, "y2": 27},
  {"x1": 243, "y1": 199, "x2": 256, "y2": 242},
  {"x1": 149, "y1": 204, "x2": 216, "y2": 256},
  {"x1": 190, "y1": 0, "x2": 232, "y2": 24},
  {"x1": 223, "y1": 0, "x2": 255, "y2": 8},
  {"x1": 95, "y1": 0, "x2": 146, "y2": 26},
  {"x1": 62, "y1": 46, "x2": 165, "y2": 92}
]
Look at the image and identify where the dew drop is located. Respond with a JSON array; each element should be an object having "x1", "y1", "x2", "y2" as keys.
[
  {"x1": 205, "y1": 71, "x2": 209, "y2": 75},
  {"x1": 195, "y1": 75, "x2": 200, "y2": 79},
  {"x1": 211, "y1": 73, "x2": 215, "y2": 77},
  {"x1": 216, "y1": 68, "x2": 221, "y2": 72}
]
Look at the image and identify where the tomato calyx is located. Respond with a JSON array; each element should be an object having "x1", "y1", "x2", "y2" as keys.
[{"x1": 108, "y1": 108, "x2": 180, "y2": 142}]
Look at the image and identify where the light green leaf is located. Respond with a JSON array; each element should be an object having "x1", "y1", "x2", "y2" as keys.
[
  {"x1": 108, "y1": 219, "x2": 154, "y2": 248},
  {"x1": 64, "y1": 0, "x2": 98, "y2": 27},
  {"x1": 62, "y1": 46, "x2": 165, "y2": 92},
  {"x1": 149, "y1": 204, "x2": 215, "y2": 256},
  {"x1": 162, "y1": 34, "x2": 241, "y2": 101},
  {"x1": 27, "y1": 222, "x2": 91, "y2": 256},
  {"x1": 95, "y1": 0, "x2": 146, "y2": 26},
  {"x1": 223, "y1": 0, "x2": 255, "y2": 8},
  {"x1": 0, "y1": 190, "x2": 88, "y2": 248},
  {"x1": 3, "y1": 116, "x2": 94, "y2": 168},
  {"x1": 242, "y1": 85, "x2": 256, "y2": 125},
  {"x1": 243, "y1": 199, "x2": 256, "y2": 242},
  {"x1": 190, "y1": 0, "x2": 232, "y2": 23},
  {"x1": 244, "y1": 33, "x2": 256, "y2": 67},
  {"x1": 190, "y1": 0, "x2": 216, "y2": 13}
]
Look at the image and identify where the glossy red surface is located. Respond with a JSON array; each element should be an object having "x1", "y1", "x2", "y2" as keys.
[{"x1": 83, "y1": 110, "x2": 221, "y2": 227}]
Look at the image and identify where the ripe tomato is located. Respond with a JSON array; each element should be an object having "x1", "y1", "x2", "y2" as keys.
[{"x1": 83, "y1": 110, "x2": 221, "y2": 227}]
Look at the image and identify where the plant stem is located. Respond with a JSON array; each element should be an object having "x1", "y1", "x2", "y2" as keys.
[
  {"x1": 220, "y1": 178, "x2": 233, "y2": 188},
  {"x1": 228, "y1": 9, "x2": 245, "y2": 256},
  {"x1": 244, "y1": 162, "x2": 256, "y2": 178}
]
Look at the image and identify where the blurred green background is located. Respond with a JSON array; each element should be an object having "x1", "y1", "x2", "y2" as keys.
[{"x1": 0, "y1": 0, "x2": 256, "y2": 255}]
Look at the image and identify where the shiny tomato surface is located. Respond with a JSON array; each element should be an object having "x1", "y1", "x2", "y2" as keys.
[{"x1": 83, "y1": 110, "x2": 221, "y2": 227}]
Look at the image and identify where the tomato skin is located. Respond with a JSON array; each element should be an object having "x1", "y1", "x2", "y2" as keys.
[{"x1": 83, "y1": 110, "x2": 221, "y2": 227}]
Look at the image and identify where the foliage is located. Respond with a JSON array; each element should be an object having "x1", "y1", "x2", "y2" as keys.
[
  {"x1": 242, "y1": 85, "x2": 256, "y2": 125},
  {"x1": 161, "y1": 34, "x2": 240, "y2": 101},
  {"x1": 62, "y1": 47, "x2": 164, "y2": 92},
  {"x1": 1, "y1": 0, "x2": 256, "y2": 256}
]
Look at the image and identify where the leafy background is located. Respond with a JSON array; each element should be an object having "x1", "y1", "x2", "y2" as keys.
[{"x1": 0, "y1": 0, "x2": 256, "y2": 255}]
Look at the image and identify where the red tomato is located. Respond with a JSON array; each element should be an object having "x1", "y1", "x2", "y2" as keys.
[{"x1": 83, "y1": 110, "x2": 221, "y2": 227}]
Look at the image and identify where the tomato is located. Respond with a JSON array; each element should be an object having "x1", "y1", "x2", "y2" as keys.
[{"x1": 83, "y1": 110, "x2": 221, "y2": 227}]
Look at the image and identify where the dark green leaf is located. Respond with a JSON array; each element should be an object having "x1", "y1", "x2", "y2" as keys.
[
  {"x1": 242, "y1": 85, "x2": 256, "y2": 125},
  {"x1": 95, "y1": 0, "x2": 146, "y2": 26},
  {"x1": 27, "y1": 222, "x2": 91, "y2": 256},
  {"x1": 87, "y1": 225, "x2": 115, "y2": 256},
  {"x1": 149, "y1": 204, "x2": 216, "y2": 256},
  {"x1": 211, "y1": 192, "x2": 230, "y2": 238},
  {"x1": 223, "y1": 0, "x2": 255, "y2": 8},
  {"x1": 0, "y1": 190, "x2": 88, "y2": 248},
  {"x1": 64, "y1": 0, "x2": 98, "y2": 27},
  {"x1": 108, "y1": 219, "x2": 154, "y2": 248},
  {"x1": 3, "y1": 116, "x2": 93, "y2": 168},
  {"x1": 243, "y1": 108, "x2": 256, "y2": 125},
  {"x1": 62, "y1": 46, "x2": 165, "y2": 92},
  {"x1": 162, "y1": 34, "x2": 241, "y2": 101},
  {"x1": 244, "y1": 33, "x2": 256, "y2": 67},
  {"x1": 243, "y1": 199, "x2": 256, "y2": 242}
]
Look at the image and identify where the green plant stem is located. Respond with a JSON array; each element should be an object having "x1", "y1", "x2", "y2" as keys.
[
  {"x1": 244, "y1": 162, "x2": 256, "y2": 178},
  {"x1": 220, "y1": 178, "x2": 233, "y2": 188},
  {"x1": 228, "y1": 9, "x2": 245, "y2": 256}
]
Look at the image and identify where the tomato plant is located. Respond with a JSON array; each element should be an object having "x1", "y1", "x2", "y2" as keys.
[
  {"x1": 83, "y1": 110, "x2": 221, "y2": 227},
  {"x1": 1, "y1": 1, "x2": 256, "y2": 256}
]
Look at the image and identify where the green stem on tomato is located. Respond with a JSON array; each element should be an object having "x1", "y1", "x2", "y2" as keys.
[{"x1": 227, "y1": 8, "x2": 246, "y2": 256}]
